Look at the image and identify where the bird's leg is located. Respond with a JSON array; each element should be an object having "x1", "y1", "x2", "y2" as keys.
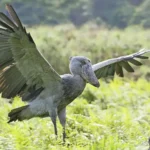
[
  {"x1": 49, "y1": 108, "x2": 58, "y2": 138},
  {"x1": 51, "y1": 116, "x2": 57, "y2": 137},
  {"x1": 62, "y1": 126, "x2": 66, "y2": 143},
  {"x1": 58, "y1": 107, "x2": 66, "y2": 143}
]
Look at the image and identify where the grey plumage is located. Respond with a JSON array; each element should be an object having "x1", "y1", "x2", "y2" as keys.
[{"x1": 0, "y1": 4, "x2": 149, "y2": 142}]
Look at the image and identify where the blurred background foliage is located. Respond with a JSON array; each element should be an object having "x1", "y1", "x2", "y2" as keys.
[{"x1": 0, "y1": 0, "x2": 149, "y2": 28}]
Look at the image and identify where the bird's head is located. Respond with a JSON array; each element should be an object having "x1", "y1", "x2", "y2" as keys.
[{"x1": 69, "y1": 56, "x2": 100, "y2": 87}]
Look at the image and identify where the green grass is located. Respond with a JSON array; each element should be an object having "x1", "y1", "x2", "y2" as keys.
[{"x1": 0, "y1": 78, "x2": 150, "y2": 150}]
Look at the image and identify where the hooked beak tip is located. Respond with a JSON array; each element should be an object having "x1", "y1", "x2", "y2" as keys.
[{"x1": 92, "y1": 82, "x2": 100, "y2": 88}]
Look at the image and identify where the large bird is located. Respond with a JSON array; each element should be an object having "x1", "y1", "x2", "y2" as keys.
[{"x1": 0, "y1": 4, "x2": 149, "y2": 142}]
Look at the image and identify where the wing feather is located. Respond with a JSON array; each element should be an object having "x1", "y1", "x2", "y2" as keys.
[
  {"x1": 115, "y1": 63, "x2": 124, "y2": 77},
  {"x1": 6, "y1": 4, "x2": 23, "y2": 30},
  {"x1": 0, "y1": 12, "x2": 17, "y2": 29},
  {"x1": 135, "y1": 55, "x2": 148, "y2": 59},
  {"x1": 107, "y1": 64, "x2": 115, "y2": 77},
  {"x1": 129, "y1": 59, "x2": 142, "y2": 66},
  {"x1": 0, "y1": 20, "x2": 13, "y2": 31},
  {"x1": 120, "y1": 61, "x2": 134, "y2": 72},
  {"x1": 93, "y1": 50, "x2": 150, "y2": 79}
]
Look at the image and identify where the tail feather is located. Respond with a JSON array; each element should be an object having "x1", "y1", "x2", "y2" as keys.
[{"x1": 8, "y1": 105, "x2": 29, "y2": 123}]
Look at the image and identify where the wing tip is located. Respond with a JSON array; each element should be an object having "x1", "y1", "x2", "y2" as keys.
[
  {"x1": 5, "y1": 3, "x2": 24, "y2": 30},
  {"x1": 6, "y1": 3, "x2": 12, "y2": 9}
]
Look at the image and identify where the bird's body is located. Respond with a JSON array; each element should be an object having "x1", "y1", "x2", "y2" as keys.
[
  {"x1": 59, "y1": 74, "x2": 86, "y2": 110},
  {"x1": 14, "y1": 74, "x2": 86, "y2": 120},
  {"x1": 0, "y1": 4, "x2": 150, "y2": 142}
]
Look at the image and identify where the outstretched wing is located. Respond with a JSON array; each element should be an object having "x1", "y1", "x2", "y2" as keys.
[
  {"x1": 92, "y1": 50, "x2": 150, "y2": 79},
  {"x1": 0, "y1": 4, "x2": 61, "y2": 100}
]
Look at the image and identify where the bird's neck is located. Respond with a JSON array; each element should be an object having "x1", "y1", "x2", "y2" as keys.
[
  {"x1": 58, "y1": 74, "x2": 86, "y2": 111},
  {"x1": 72, "y1": 74, "x2": 86, "y2": 88}
]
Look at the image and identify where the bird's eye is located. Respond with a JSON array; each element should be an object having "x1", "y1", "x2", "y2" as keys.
[
  {"x1": 81, "y1": 61, "x2": 86, "y2": 65},
  {"x1": 88, "y1": 59, "x2": 91, "y2": 62},
  {"x1": 83, "y1": 61, "x2": 86, "y2": 65}
]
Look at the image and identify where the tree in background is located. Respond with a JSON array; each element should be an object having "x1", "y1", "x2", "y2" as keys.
[
  {"x1": 132, "y1": 0, "x2": 150, "y2": 28},
  {"x1": 0, "y1": 0, "x2": 149, "y2": 28},
  {"x1": 91, "y1": 0, "x2": 135, "y2": 28}
]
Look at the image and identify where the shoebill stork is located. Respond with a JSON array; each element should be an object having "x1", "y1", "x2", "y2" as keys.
[{"x1": 0, "y1": 4, "x2": 150, "y2": 142}]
